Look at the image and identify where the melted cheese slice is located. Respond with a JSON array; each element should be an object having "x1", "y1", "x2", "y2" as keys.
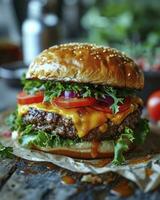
[{"x1": 18, "y1": 97, "x2": 143, "y2": 138}]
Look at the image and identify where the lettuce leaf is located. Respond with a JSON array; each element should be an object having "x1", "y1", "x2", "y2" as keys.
[
  {"x1": 134, "y1": 118, "x2": 150, "y2": 144},
  {"x1": 6, "y1": 108, "x2": 24, "y2": 131},
  {"x1": 104, "y1": 87, "x2": 123, "y2": 113},
  {"x1": 19, "y1": 125, "x2": 81, "y2": 148},
  {"x1": 112, "y1": 118, "x2": 150, "y2": 165},
  {"x1": 0, "y1": 143, "x2": 13, "y2": 158},
  {"x1": 112, "y1": 127, "x2": 135, "y2": 165}
]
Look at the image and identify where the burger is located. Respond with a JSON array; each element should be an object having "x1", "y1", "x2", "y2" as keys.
[{"x1": 8, "y1": 43, "x2": 150, "y2": 164}]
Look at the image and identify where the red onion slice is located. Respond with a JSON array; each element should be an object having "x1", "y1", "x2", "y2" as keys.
[
  {"x1": 98, "y1": 96, "x2": 114, "y2": 106},
  {"x1": 61, "y1": 91, "x2": 78, "y2": 99}
]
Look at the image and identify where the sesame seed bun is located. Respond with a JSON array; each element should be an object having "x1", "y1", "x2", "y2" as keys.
[{"x1": 26, "y1": 43, "x2": 144, "y2": 89}]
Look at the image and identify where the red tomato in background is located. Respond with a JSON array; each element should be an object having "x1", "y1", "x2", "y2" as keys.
[{"x1": 147, "y1": 90, "x2": 160, "y2": 121}]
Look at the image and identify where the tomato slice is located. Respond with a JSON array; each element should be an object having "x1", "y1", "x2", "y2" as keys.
[
  {"x1": 17, "y1": 91, "x2": 44, "y2": 105},
  {"x1": 53, "y1": 97, "x2": 96, "y2": 108},
  {"x1": 92, "y1": 97, "x2": 131, "y2": 114}
]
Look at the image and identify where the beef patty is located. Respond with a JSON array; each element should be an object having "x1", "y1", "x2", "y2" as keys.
[{"x1": 22, "y1": 107, "x2": 141, "y2": 141}]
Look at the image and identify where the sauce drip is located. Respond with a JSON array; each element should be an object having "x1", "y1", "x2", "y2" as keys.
[
  {"x1": 22, "y1": 168, "x2": 39, "y2": 175},
  {"x1": 61, "y1": 175, "x2": 76, "y2": 185},
  {"x1": 91, "y1": 141, "x2": 100, "y2": 158},
  {"x1": 42, "y1": 162, "x2": 56, "y2": 170},
  {"x1": 145, "y1": 168, "x2": 153, "y2": 177},
  {"x1": 128, "y1": 155, "x2": 152, "y2": 165},
  {"x1": 111, "y1": 180, "x2": 134, "y2": 197},
  {"x1": 88, "y1": 159, "x2": 111, "y2": 168}
]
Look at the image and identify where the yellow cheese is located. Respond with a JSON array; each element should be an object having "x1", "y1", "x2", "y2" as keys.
[
  {"x1": 110, "y1": 104, "x2": 135, "y2": 125},
  {"x1": 18, "y1": 97, "x2": 141, "y2": 138},
  {"x1": 98, "y1": 124, "x2": 108, "y2": 133}
]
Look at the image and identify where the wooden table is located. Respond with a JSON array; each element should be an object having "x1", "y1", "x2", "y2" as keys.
[{"x1": 1, "y1": 157, "x2": 160, "y2": 200}]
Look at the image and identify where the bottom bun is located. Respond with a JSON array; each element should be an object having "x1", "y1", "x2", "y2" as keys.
[
  {"x1": 14, "y1": 130, "x2": 133, "y2": 159},
  {"x1": 33, "y1": 146, "x2": 114, "y2": 159},
  {"x1": 31, "y1": 140, "x2": 115, "y2": 159}
]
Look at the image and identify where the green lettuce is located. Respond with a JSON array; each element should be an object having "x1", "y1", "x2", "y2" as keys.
[
  {"x1": 19, "y1": 125, "x2": 81, "y2": 148},
  {"x1": 112, "y1": 127, "x2": 135, "y2": 165},
  {"x1": 0, "y1": 143, "x2": 13, "y2": 158},
  {"x1": 134, "y1": 119, "x2": 150, "y2": 144},
  {"x1": 112, "y1": 119, "x2": 150, "y2": 165},
  {"x1": 6, "y1": 108, "x2": 24, "y2": 131}
]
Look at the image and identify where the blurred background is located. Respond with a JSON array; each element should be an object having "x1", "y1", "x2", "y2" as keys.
[{"x1": 0, "y1": 0, "x2": 160, "y2": 116}]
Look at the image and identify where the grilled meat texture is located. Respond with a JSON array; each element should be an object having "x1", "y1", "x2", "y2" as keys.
[{"x1": 22, "y1": 107, "x2": 141, "y2": 141}]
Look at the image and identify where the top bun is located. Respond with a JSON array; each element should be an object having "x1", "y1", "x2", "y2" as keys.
[{"x1": 26, "y1": 43, "x2": 144, "y2": 89}]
